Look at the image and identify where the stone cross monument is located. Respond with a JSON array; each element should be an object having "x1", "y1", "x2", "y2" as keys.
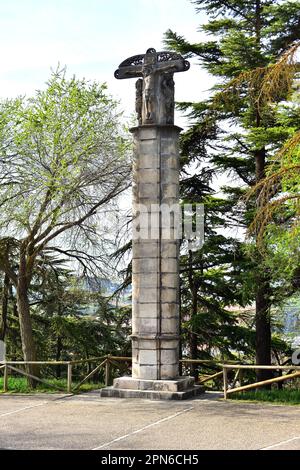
[{"x1": 100, "y1": 48, "x2": 201, "y2": 399}]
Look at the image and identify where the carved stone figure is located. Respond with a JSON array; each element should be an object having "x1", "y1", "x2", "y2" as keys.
[
  {"x1": 114, "y1": 48, "x2": 190, "y2": 125},
  {"x1": 161, "y1": 73, "x2": 175, "y2": 125},
  {"x1": 135, "y1": 79, "x2": 143, "y2": 125},
  {"x1": 142, "y1": 66, "x2": 155, "y2": 122}
]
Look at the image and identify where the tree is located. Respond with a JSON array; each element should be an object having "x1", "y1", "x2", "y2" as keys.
[
  {"x1": 178, "y1": 167, "x2": 255, "y2": 377},
  {"x1": 29, "y1": 269, "x2": 131, "y2": 376},
  {"x1": 165, "y1": 0, "x2": 300, "y2": 379},
  {"x1": 247, "y1": 64, "x2": 300, "y2": 238},
  {"x1": 0, "y1": 273, "x2": 8, "y2": 341},
  {"x1": 0, "y1": 69, "x2": 130, "y2": 378},
  {"x1": 1, "y1": 262, "x2": 131, "y2": 382}
]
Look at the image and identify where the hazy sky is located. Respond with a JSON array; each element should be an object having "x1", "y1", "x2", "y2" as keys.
[{"x1": 0, "y1": 0, "x2": 210, "y2": 125}]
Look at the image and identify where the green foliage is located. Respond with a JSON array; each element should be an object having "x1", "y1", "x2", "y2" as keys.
[
  {"x1": 0, "y1": 68, "x2": 130, "y2": 242},
  {"x1": 230, "y1": 388, "x2": 300, "y2": 405},
  {"x1": 2, "y1": 267, "x2": 131, "y2": 363},
  {"x1": 0, "y1": 376, "x2": 104, "y2": 394}
]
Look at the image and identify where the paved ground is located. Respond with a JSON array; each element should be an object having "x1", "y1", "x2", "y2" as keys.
[{"x1": 0, "y1": 391, "x2": 300, "y2": 450}]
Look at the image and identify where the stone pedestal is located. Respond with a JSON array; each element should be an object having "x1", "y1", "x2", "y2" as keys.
[
  {"x1": 100, "y1": 124, "x2": 203, "y2": 400},
  {"x1": 100, "y1": 376, "x2": 203, "y2": 400}
]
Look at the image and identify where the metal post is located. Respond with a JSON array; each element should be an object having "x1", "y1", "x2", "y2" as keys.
[
  {"x1": 67, "y1": 363, "x2": 72, "y2": 393},
  {"x1": 239, "y1": 368, "x2": 243, "y2": 387}
]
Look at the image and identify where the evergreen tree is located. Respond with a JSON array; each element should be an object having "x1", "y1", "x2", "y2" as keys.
[{"x1": 179, "y1": 167, "x2": 256, "y2": 377}]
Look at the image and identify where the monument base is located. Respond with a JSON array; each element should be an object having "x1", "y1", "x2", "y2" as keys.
[{"x1": 99, "y1": 376, "x2": 204, "y2": 400}]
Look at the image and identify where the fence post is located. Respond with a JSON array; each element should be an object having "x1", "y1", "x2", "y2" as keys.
[
  {"x1": 3, "y1": 364, "x2": 8, "y2": 392},
  {"x1": 223, "y1": 366, "x2": 228, "y2": 400},
  {"x1": 67, "y1": 363, "x2": 72, "y2": 393},
  {"x1": 105, "y1": 358, "x2": 110, "y2": 386},
  {"x1": 239, "y1": 368, "x2": 243, "y2": 387}
]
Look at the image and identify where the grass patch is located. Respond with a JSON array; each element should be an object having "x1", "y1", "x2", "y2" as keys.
[
  {"x1": 230, "y1": 388, "x2": 300, "y2": 405},
  {"x1": 0, "y1": 376, "x2": 104, "y2": 394}
]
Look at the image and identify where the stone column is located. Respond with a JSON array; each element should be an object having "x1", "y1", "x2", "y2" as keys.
[
  {"x1": 131, "y1": 124, "x2": 180, "y2": 381},
  {"x1": 100, "y1": 123, "x2": 202, "y2": 398}
]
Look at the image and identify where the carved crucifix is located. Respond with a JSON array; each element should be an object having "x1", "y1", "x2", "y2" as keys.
[{"x1": 114, "y1": 48, "x2": 190, "y2": 125}]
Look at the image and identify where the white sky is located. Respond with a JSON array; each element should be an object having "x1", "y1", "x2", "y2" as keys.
[{"x1": 0, "y1": 0, "x2": 211, "y2": 126}]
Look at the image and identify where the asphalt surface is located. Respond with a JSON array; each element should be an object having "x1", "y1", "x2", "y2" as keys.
[{"x1": 0, "y1": 391, "x2": 300, "y2": 450}]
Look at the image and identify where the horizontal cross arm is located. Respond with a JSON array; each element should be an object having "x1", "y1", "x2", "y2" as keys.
[
  {"x1": 114, "y1": 65, "x2": 143, "y2": 80},
  {"x1": 155, "y1": 58, "x2": 190, "y2": 73}
]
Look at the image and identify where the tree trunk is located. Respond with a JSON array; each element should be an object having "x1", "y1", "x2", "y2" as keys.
[
  {"x1": 188, "y1": 250, "x2": 199, "y2": 380},
  {"x1": 255, "y1": 282, "x2": 272, "y2": 382},
  {"x1": 16, "y1": 254, "x2": 38, "y2": 387},
  {"x1": 255, "y1": 147, "x2": 272, "y2": 382},
  {"x1": 189, "y1": 332, "x2": 198, "y2": 380},
  {"x1": 0, "y1": 273, "x2": 9, "y2": 341},
  {"x1": 178, "y1": 278, "x2": 183, "y2": 376},
  {"x1": 56, "y1": 336, "x2": 62, "y2": 378}
]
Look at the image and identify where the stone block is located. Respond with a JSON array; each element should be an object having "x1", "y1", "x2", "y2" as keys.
[
  {"x1": 148, "y1": 211, "x2": 160, "y2": 229},
  {"x1": 161, "y1": 227, "x2": 178, "y2": 241},
  {"x1": 161, "y1": 258, "x2": 178, "y2": 273},
  {"x1": 161, "y1": 273, "x2": 179, "y2": 289},
  {"x1": 161, "y1": 169, "x2": 179, "y2": 184},
  {"x1": 113, "y1": 377, "x2": 139, "y2": 390},
  {"x1": 132, "y1": 347, "x2": 139, "y2": 363},
  {"x1": 151, "y1": 381, "x2": 178, "y2": 392},
  {"x1": 134, "y1": 272, "x2": 159, "y2": 288},
  {"x1": 111, "y1": 376, "x2": 195, "y2": 392},
  {"x1": 138, "y1": 339, "x2": 157, "y2": 350},
  {"x1": 139, "y1": 138, "x2": 157, "y2": 152},
  {"x1": 138, "y1": 182, "x2": 159, "y2": 198},
  {"x1": 133, "y1": 302, "x2": 159, "y2": 317},
  {"x1": 161, "y1": 151, "x2": 177, "y2": 158},
  {"x1": 138, "y1": 169, "x2": 159, "y2": 183},
  {"x1": 139, "y1": 288, "x2": 159, "y2": 303},
  {"x1": 161, "y1": 303, "x2": 179, "y2": 318},
  {"x1": 139, "y1": 365, "x2": 159, "y2": 380},
  {"x1": 99, "y1": 385, "x2": 204, "y2": 400},
  {"x1": 161, "y1": 218, "x2": 177, "y2": 231},
  {"x1": 132, "y1": 215, "x2": 150, "y2": 241},
  {"x1": 161, "y1": 183, "x2": 179, "y2": 199},
  {"x1": 160, "y1": 339, "x2": 179, "y2": 349},
  {"x1": 161, "y1": 317, "x2": 179, "y2": 335},
  {"x1": 139, "y1": 128, "x2": 157, "y2": 140},
  {"x1": 132, "y1": 258, "x2": 159, "y2": 273},
  {"x1": 161, "y1": 242, "x2": 178, "y2": 258},
  {"x1": 137, "y1": 317, "x2": 158, "y2": 334},
  {"x1": 131, "y1": 315, "x2": 138, "y2": 335},
  {"x1": 161, "y1": 137, "x2": 177, "y2": 151},
  {"x1": 132, "y1": 364, "x2": 140, "y2": 378},
  {"x1": 139, "y1": 349, "x2": 158, "y2": 364},
  {"x1": 160, "y1": 349, "x2": 178, "y2": 365},
  {"x1": 138, "y1": 154, "x2": 159, "y2": 169},
  {"x1": 137, "y1": 197, "x2": 160, "y2": 207},
  {"x1": 112, "y1": 377, "x2": 152, "y2": 391},
  {"x1": 161, "y1": 154, "x2": 178, "y2": 170},
  {"x1": 161, "y1": 287, "x2": 178, "y2": 303},
  {"x1": 161, "y1": 129, "x2": 179, "y2": 139},
  {"x1": 133, "y1": 242, "x2": 159, "y2": 259},
  {"x1": 160, "y1": 364, "x2": 178, "y2": 380}
]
